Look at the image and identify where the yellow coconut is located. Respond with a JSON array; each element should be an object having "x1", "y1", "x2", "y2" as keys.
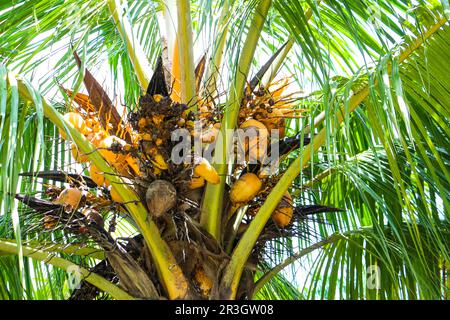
[
  {"x1": 230, "y1": 173, "x2": 262, "y2": 204},
  {"x1": 239, "y1": 119, "x2": 269, "y2": 161},
  {"x1": 59, "y1": 112, "x2": 87, "y2": 140},
  {"x1": 53, "y1": 187, "x2": 82, "y2": 210},
  {"x1": 71, "y1": 144, "x2": 89, "y2": 163},
  {"x1": 89, "y1": 165, "x2": 110, "y2": 187},
  {"x1": 272, "y1": 192, "x2": 293, "y2": 228},
  {"x1": 188, "y1": 176, "x2": 205, "y2": 190},
  {"x1": 193, "y1": 157, "x2": 220, "y2": 184}
]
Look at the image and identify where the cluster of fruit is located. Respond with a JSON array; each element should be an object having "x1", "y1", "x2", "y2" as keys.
[
  {"x1": 55, "y1": 76, "x2": 300, "y2": 231},
  {"x1": 59, "y1": 111, "x2": 136, "y2": 203},
  {"x1": 227, "y1": 80, "x2": 303, "y2": 229},
  {"x1": 230, "y1": 173, "x2": 293, "y2": 229}
]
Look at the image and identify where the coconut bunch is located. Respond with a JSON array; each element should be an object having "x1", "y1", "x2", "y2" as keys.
[
  {"x1": 223, "y1": 81, "x2": 305, "y2": 232},
  {"x1": 15, "y1": 47, "x2": 343, "y2": 300}
]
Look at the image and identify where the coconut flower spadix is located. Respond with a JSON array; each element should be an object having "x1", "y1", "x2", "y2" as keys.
[
  {"x1": 230, "y1": 173, "x2": 262, "y2": 205},
  {"x1": 98, "y1": 135, "x2": 127, "y2": 164},
  {"x1": 259, "y1": 108, "x2": 286, "y2": 138}
]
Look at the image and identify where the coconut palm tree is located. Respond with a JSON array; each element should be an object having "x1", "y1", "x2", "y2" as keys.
[{"x1": 0, "y1": 0, "x2": 449, "y2": 300}]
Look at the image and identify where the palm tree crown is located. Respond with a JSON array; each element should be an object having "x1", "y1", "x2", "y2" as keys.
[{"x1": 0, "y1": 0, "x2": 448, "y2": 300}]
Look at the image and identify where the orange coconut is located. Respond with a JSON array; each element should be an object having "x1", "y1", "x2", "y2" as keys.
[
  {"x1": 239, "y1": 119, "x2": 269, "y2": 161},
  {"x1": 272, "y1": 192, "x2": 293, "y2": 228},
  {"x1": 230, "y1": 173, "x2": 262, "y2": 205},
  {"x1": 193, "y1": 157, "x2": 220, "y2": 184},
  {"x1": 53, "y1": 187, "x2": 82, "y2": 210},
  {"x1": 188, "y1": 176, "x2": 205, "y2": 190}
]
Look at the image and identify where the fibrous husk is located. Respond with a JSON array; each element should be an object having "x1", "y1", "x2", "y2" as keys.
[{"x1": 146, "y1": 180, "x2": 177, "y2": 218}]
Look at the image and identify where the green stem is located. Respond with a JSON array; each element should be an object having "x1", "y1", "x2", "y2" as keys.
[
  {"x1": 16, "y1": 79, "x2": 189, "y2": 299},
  {"x1": 176, "y1": 0, "x2": 196, "y2": 107},
  {"x1": 0, "y1": 239, "x2": 105, "y2": 260},
  {"x1": 200, "y1": 0, "x2": 272, "y2": 241},
  {"x1": 107, "y1": 0, "x2": 153, "y2": 91},
  {"x1": 220, "y1": 18, "x2": 447, "y2": 299},
  {"x1": 0, "y1": 240, "x2": 133, "y2": 300}
]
